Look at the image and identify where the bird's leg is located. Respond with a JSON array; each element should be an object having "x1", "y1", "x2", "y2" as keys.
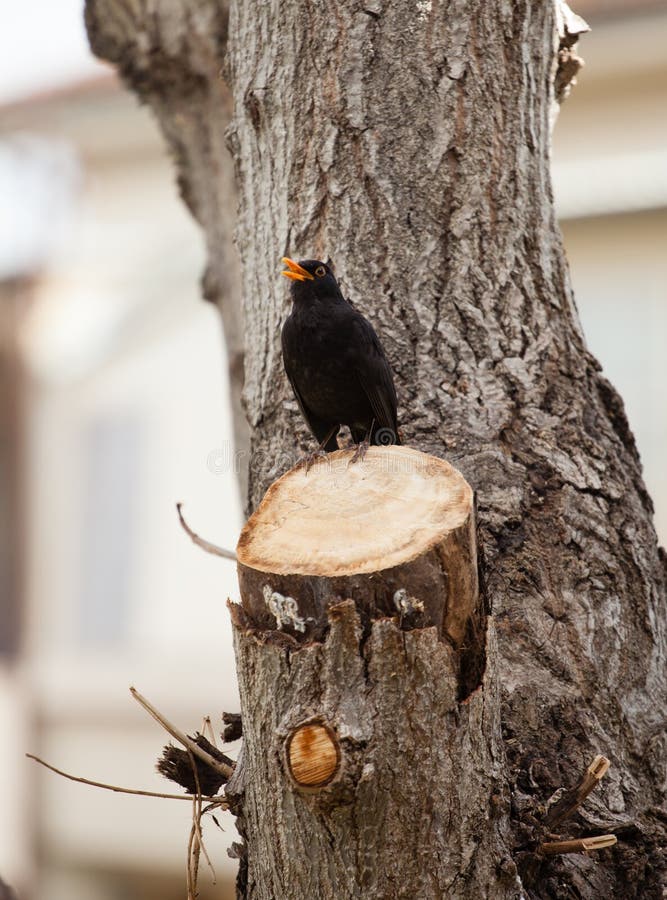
[
  {"x1": 297, "y1": 425, "x2": 338, "y2": 474},
  {"x1": 349, "y1": 439, "x2": 369, "y2": 465},
  {"x1": 348, "y1": 421, "x2": 374, "y2": 466}
]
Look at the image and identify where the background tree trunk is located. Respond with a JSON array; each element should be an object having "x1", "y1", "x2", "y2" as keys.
[
  {"x1": 86, "y1": 1, "x2": 667, "y2": 897},
  {"x1": 85, "y1": 0, "x2": 249, "y2": 493}
]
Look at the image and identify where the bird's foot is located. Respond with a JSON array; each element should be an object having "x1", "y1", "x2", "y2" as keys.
[
  {"x1": 296, "y1": 448, "x2": 328, "y2": 474},
  {"x1": 348, "y1": 439, "x2": 370, "y2": 466}
]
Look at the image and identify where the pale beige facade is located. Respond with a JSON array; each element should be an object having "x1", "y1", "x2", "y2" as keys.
[
  {"x1": 553, "y1": 5, "x2": 667, "y2": 541},
  {"x1": 1, "y1": 79, "x2": 240, "y2": 899}
]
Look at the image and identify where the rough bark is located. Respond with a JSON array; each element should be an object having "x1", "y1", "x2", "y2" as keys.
[
  {"x1": 86, "y1": 1, "x2": 667, "y2": 898},
  {"x1": 230, "y1": 601, "x2": 512, "y2": 899}
]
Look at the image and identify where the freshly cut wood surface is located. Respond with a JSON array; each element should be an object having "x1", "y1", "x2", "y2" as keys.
[
  {"x1": 235, "y1": 446, "x2": 479, "y2": 648},
  {"x1": 237, "y1": 446, "x2": 473, "y2": 576}
]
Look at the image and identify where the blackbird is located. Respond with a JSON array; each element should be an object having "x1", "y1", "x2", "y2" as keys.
[{"x1": 280, "y1": 257, "x2": 400, "y2": 457}]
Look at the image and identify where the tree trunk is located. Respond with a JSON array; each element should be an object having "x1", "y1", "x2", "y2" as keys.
[
  {"x1": 230, "y1": 446, "x2": 512, "y2": 897},
  {"x1": 86, "y1": 2, "x2": 667, "y2": 897}
]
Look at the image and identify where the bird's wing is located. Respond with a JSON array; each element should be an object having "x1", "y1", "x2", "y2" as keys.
[
  {"x1": 287, "y1": 374, "x2": 339, "y2": 449},
  {"x1": 282, "y1": 321, "x2": 339, "y2": 448},
  {"x1": 351, "y1": 315, "x2": 399, "y2": 435}
]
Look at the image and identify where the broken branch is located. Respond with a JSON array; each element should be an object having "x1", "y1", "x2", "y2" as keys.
[
  {"x1": 130, "y1": 686, "x2": 235, "y2": 781},
  {"x1": 545, "y1": 754, "x2": 611, "y2": 827},
  {"x1": 541, "y1": 834, "x2": 617, "y2": 856},
  {"x1": 222, "y1": 711, "x2": 242, "y2": 743}
]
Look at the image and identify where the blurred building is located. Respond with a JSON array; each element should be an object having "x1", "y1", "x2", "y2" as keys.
[
  {"x1": 0, "y1": 2, "x2": 666, "y2": 899},
  {"x1": 552, "y1": 0, "x2": 667, "y2": 540},
  {"x1": 0, "y1": 76, "x2": 241, "y2": 899}
]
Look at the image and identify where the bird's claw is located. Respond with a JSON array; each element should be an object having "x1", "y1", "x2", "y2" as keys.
[
  {"x1": 348, "y1": 440, "x2": 369, "y2": 466},
  {"x1": 297, "y1": 448, "x2": 328, "y2": 474}
]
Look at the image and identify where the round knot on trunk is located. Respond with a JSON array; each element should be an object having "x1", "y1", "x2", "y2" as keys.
[{"x1": 286, "y1": 722, "x2": 340, "y2": 788}]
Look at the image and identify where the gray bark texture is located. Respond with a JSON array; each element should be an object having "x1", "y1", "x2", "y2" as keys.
[
  {"x1": 85, "y1": 1, "x2": 667, "y2": 898},
  {"x1": 230, "y1": 600, "x2": 511, "y2": 899}
]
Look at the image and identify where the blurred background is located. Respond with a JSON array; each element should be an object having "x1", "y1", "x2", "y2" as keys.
[{"x1": 0, "y1": 1, "x2": 665, "y2": 898}]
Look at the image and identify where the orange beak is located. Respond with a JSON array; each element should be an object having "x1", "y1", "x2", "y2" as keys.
[{"x1": 281, "y1": 257, "x2": 314, "y2": 282}]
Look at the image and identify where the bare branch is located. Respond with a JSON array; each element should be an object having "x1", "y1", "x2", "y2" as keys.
[
  {"x1": 176, "y1": 503, "x2": 236, "y2": 561},
  {"x1": 26, "y1": 753, "x2": 227, "y2": 805}
]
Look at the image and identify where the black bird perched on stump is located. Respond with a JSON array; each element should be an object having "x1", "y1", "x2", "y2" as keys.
[{"x1": 280, "y1": 257, "x2": 400, "y2": 460}]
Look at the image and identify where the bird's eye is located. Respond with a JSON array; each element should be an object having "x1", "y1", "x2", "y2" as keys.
[{"x1": 315, "y1": 265, "x2": 326, "y2": 277}]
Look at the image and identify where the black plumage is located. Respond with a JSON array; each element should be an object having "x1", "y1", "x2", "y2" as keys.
[{"x1": 280, "y1": 257, "x2": 400, "y2": 452}]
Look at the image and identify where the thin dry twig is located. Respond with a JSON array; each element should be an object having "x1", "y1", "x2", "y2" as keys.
[
  {"x1": 176, "y1": 503, "x2": 236, "y2": 561},
  {"x1": 26, "y1": 753, "x2": 226, "y2": 804},
  {"x1": 186, "y1": 820, "x2": 198, "y2": 900},
  {"x1": 130, "y1": 686, "x2": 235, "y2": 780},
  {"x1": 185, "y1": 745, "x2": 217, "y2": 900},
  {"x1": 29, "y1": 697, "x2": 231, "y2": 900},
  {"x1": 187, "y1": 749, "x2": 201, "y2": 899},
  {"x1": 545, "y1": 755, "x2": 611, "y2": 827},
  {"x1": 202, "y1": 715, "x2": 217, "y2": 747},
  {"x1": 541, "y1": 834, "x2": 617, "y2": 856}
]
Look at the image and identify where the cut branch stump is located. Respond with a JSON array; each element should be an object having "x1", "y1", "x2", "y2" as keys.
[{"x1": 236, "y1": 446, "x2": 480, "y2": 649}]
